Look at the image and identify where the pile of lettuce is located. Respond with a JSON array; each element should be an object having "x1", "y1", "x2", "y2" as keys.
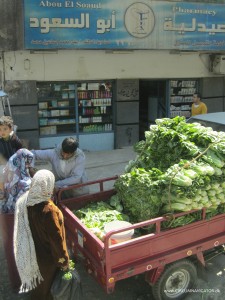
[
  {"x1": 114, "y1": 116, "x2": 225, "y2": 224},
  {"x1": 74, "y1": 201, "x2": 129, "y2": 241}
]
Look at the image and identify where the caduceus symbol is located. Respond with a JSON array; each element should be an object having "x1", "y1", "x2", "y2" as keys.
[{"x1": 131, "y1": 8, "x2": 150, "y2": 32}]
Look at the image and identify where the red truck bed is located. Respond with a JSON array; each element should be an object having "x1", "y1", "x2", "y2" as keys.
[{"x1": 58, "y1": 177, "x2": 225, "y2": 294}]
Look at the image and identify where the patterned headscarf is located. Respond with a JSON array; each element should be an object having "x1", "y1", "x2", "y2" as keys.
[
  {"x1": 2, "y1": 148, "x2": 34, "y2": 213},
  {"x1": 14, "y1": 169, "x2": 55, "y2": 292}
]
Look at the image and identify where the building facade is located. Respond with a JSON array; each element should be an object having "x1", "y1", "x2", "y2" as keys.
[{"x1": 1, "y1": 0, "x2": 225, "y2": 150}]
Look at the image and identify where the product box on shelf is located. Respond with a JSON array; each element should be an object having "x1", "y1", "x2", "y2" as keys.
[
  {"x1": 38, "y1": 111, "x2": 42, "y2": 117},
  {"x1": 41, "y1": 110, "x2": 49, "y2": 117},
  {"x1": 39, "y1": 118, "x2": 48, "y2": 126},
  {"x1": 40, "y1": 126, "x2": 57, "y2": 135},
  {"x1": 58, "y1": 101, "x2": 69, "y2": 107},
  {"x1": 69, "y1": 91, "x2": 75, "y2": 98},
  {"x1": 54, "y1": 84, "x2": 61, "y2": 91},
  {"x1": 51, "y1": 100, "x2": 58, "y2": 107},
  {"x1": 50, "y1": 126, "x2": 57, "y2": 134},
  {"x1": 62, "y1": 93, "x2": 68, "y2": 99},
  {"x1": 60, "y1": 110, "x2": 69, "y2": 116},
  {"x1": 39, "y1": 102, "x2": 48, "y2": 109},
  {"x1": 48, "y1": 119, "x2": 59, "y2": 125},
  {"x1": 51, "y1": 110, "x2": 60, "y2": 117},
  {"x1": 68, "y1": 84, "x2": 75, "y2": 90},
  {"x1": 59, "y1": 118, "x2": 75, "y2": 124},
  {"x1": 40, "y1": 126, "x2": 50, "y2": 135}
]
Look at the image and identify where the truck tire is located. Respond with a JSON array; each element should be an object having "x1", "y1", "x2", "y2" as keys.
[{"x1": 152, "y1": 259, "x2": 197, "y2": 300}]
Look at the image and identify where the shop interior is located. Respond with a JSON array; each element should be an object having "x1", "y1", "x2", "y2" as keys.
[{"x1": 139, "y1": 80, "x2": 167, "y2": 140}]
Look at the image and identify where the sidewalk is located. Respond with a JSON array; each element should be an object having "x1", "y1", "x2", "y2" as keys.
[
  {"x1": 0, "y1": 146, "x2": 136, "y2": 300},
  {"x1": 85, "y1": 146, "x2": 136, "y2": 186},
  {"x1": 85, "y1": 146, "x2": 135, "y2": 169}
]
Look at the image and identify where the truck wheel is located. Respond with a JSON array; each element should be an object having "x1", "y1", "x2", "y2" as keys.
[{"x1": 152, "y1": 259, "x2": 197, "y2": 300}]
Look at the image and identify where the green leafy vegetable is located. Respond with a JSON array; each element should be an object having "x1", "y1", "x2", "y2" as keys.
[
  {"x1": 62, "y1": 260, "x2": 75, "y2": 280},
  {"x1": 114, "y1": 116, "x2": 225, "y2": 226},
  {"x1": 73, "y1": 201, "x2": 129, "y2": 240}
]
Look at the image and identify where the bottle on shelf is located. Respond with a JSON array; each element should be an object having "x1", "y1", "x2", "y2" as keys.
[{"x1": 169, "y1": 79, "x2": 197, "y2": 119}]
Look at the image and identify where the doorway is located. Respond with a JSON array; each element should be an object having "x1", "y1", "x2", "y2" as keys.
[{"x1": 139, "y1": 80, "x2": 168, "y2": 140}]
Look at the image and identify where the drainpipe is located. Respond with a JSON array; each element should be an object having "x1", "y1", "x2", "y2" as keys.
[
  {"x1": 0, "y1": 51, "x2": 6, "y2": 90},
  {"x1": 223, "y1": 76, "x2": 225, "y2": 111}
]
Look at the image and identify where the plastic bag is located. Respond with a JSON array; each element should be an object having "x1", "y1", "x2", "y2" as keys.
[{"x1": 51, "y1": 268, "x2": 82, "y2": 300}]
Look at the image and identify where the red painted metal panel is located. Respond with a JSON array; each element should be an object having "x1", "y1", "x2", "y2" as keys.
[
  {"x1": 0, "y1": 213, "x2": 21, "y2": 291},
  {"x1": 58, "y1": 177, "x2": 225, "y2": 294}
]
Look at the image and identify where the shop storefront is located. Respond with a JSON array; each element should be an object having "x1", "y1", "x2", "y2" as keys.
[
  {"x1": 1, "y1": 1, "x2": 225, "y2": 150},
  {"x1": 37, "y1": 81, "x2": 114, "y2": 149},
  {"x1": 139, "y1": 78, "x2": 200, "y2": 139}
]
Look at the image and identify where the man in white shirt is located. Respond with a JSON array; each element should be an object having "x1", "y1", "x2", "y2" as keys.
[{"x1": 32, "y1": 137, "x2": 88, "y2": 199}]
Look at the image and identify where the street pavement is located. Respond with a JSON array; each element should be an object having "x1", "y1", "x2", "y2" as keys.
[{"x1": 1, "y1": 146, "x2": 225, "y2": 300}]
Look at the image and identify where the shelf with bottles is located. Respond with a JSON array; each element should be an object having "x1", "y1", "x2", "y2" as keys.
[
  {"x1": 79, "y1": 113, "x2": 112, "y2": 123},
  {"x1": 79, "y1": 105, "x2": 112, "y2": 118},
  {"x1": 78, "y1": 97, "x2": 112, "y2": 117},
  {"x1": 169, "y1": 79, "x2": 197, "y2": 118},
  {"x1": 170, "y1": 110, "x2": 191, "y2": 118},
  {"x1": 78, "y1": 90, "x2": 112, "y2": 101},
  {"x1": 170, "y1": 80, "x2": 196, "y2": 97},
  {"x1": 77, "y1": 82, "x2": 113, "y2": 133},
  {"x1": 170, "y1": 102, "x2": 192, "y2": 118},
  {"x1": 80, "y1": 123, "x2": 113, "y2": 133}
]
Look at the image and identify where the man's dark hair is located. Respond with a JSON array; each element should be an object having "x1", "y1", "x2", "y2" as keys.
[
  {"x1": 62, "y1": 137, "x2": 79, "y2": 153},
  {"x1": 194, "y1": 92, "x2": 201, "y2": 99}
]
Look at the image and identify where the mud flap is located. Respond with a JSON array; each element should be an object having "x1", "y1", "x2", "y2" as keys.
[{"x1": 196, "y1": 260, "x2": 208, "y2": 282}]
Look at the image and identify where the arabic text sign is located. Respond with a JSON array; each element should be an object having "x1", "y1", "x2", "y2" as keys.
[
  {"x1": 24, "y1": 0, "x2": 225, "y2": 50},
  {"x1": 117, "y1": 80, "x2": 139, "y2": 101}
]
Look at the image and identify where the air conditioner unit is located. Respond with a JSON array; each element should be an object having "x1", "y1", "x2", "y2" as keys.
[{"x1": 212, "y1": 55, "x2": 225, "y2": 74}]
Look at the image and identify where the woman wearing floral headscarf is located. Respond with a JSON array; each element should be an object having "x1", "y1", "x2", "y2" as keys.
[
  {"x1": 1, "y1": 148, "x2": 35, "y2": 213},
  {"x1": 0, "y1": 148, "x2": 36, "y2": 291},
  {"x1": 14, "y1": 169, "x2": 69, "y2": 300}
]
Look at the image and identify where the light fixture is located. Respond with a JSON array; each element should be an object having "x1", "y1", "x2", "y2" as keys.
[
  {"x1": 105, "y1": 50, "x2": 134, "y2": 54},
  {"x1": 30, "y1": 50, "x2": 58, "y2": 54}
]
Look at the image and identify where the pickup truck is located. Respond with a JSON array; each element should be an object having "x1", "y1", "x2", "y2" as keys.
[
  {"x1": 58, "y1": 178, "x2": 225, "y2": 300},
  {"x1": 59, "y1": 112, "x2": 225, "y2": 300}
]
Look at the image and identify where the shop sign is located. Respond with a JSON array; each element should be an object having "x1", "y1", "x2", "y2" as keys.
[{"x1": 24, "y1": 0, "x2": 225, "y2": 51}]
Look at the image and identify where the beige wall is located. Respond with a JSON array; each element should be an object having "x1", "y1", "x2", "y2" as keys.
[{"x1": 2, "y1": 50, "x2": 222, "y2": 82}]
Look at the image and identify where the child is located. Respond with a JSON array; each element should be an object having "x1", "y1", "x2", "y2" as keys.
[
  {"x1": 0, "y1": 116, "x2": 23, "y2": 162},
  {"x1": 0, "y1": 116, "x2": 23, "y2": 202}
]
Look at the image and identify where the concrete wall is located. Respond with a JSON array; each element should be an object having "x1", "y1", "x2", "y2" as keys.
[
  {"x1": 0, "y1": 0, "x2": 23, "y2": 51},
  {"x1": 201, "y1": 77, "x2": 225, "y2": 112},
  {"x1": 1, "y1": 81, "x2": 39, "y2": 149},
  {"x1": 2, "y1": 50, "x2": 216, "y2": 82},
  {"x1": 115, "y1": 79, "x2": 139, "y2": 148},
  {"x1": 2, "y1": 50, "x2": 225, "y2": 149}
]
